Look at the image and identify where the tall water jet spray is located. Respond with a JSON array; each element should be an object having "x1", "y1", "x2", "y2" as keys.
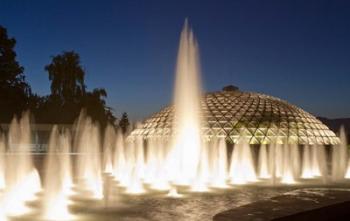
[
  {"x1": 169, "y1": 20, "x2": 204, "y2": 186},
  {"x1": 258, "y1": 144, "x2": 270, "y2": 179},
  {"x1": 120, "y1": 138, "x2": 134, "y2": 188},
  {"x1": 61, "y1": 130, "x2": 73, "y2": 194},
  {"x1": 339, "y1": 127, "x2": 350, "y2": 179},
  {"x1": 75, "y1": 116, "x2": 103, "y2": 199},
  {"x1": 144, "y1": 138, "x2": 157, "y2": 184},
  {"x1": 2, "y1": 113, "x2": 41, "y2": 217},
  {"x1": 281, "y1": 144, "x2": 297, "y2": 184},
  {"x1": 103, "y1": 124, "x2": 115, "y2": 174},
  {"x1": 229, "y1": 138, "x2": 257, "y2": 184},
  {"x1": 210, "y1": 138, "x2": 228, "y2": 188},
  {"x1": 113, "y1": 129, "x2": 126, "y2": 183},
  {"x1": 301, "y1": 145, "x2": 313, "y2": 179},
  {"x1": 312, "y1": 145, "x2": 327, "y2": 179},
  {"x1": 6, "y1": 113, "x2": 34, "y2": 187},
  {"x1": 332, "y1": 126, "x2": 348, "y2": 181},
  {"x1": 0, "y1": 134, "x2": 5, "y2": 189},
  {"x1": 43, "y1": 126, "x2": 72, "y2": 220},
  {"x1": 191, "y1": 140, "x2": 209, "y2": 192},
  {"x1": 125, "y1": 135, "x2": 145, "y2": 194},
  {"x1": 268, "y1": 142, "x2": 283, "y2": 182},
  {"x1": 274, "y1": 144, "x2": 284, "y2": 178},
  {"x1": 153, "y1": 138, "x2": 170, "y2": 190},
  {"x1": 146, "y1": 138, "x2": 170, "y2": 190}
]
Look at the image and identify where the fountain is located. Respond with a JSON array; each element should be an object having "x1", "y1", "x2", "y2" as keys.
[
  {"x1": 75, "y1": 115, "x2": 103, "y2": 199},
  {"x1": 229, "y1": 138, "x2": 257, "y2": 184},
  {"x1": 125, "y1": 134, "x2": 145, "y2": 194},
  {"x1": 112, "y1": 129, "x2": 126, "y2": 183},
  {"x1": 332, "y1": 126, "x2": 348, "y2": 181},
  {"x1": 209, "y1": 138, "x2": 228, "y2": 188},
  {"x1": 168, "y1": 19, "x2": 203, "y2": 187},
  {"x1": 0, "y1": 113, "x2": 41, "y2": 219},
  {"x1": 43, "y1": 126, "x2": 72, "y2": 220},
  {"x1": 258, "y1": 144, "x2": 271, "y2": 179},
  {"x1": 301, "y1": 145, "x2": 313, "y2": 179},
  {"x1": 0, "y1": 20, "x2": 349, "y2": 221},
  {"x1": 102, "y1": 124, "x2": 115, "y2": 174},
  {"x1": 281, "y1": 144, "x2": 297, "y2": 184},
  {"x1": 0, "y1": 135, "x2": 5, "y2": 190}
]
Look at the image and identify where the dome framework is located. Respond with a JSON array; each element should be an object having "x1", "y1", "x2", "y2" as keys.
[{"x1": 131, "y1": 89, "x2": 339, "y2": 145}]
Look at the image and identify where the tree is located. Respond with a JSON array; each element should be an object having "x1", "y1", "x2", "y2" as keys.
[
  {"x1": 119, "y1": 112, "x2": 130, "y2": 134},
  {"x1": 45, "y1": 51, "x2": 85, "y2": 102},
  {"x1": 43, "y1": 51, "x2": 87, "y2": 123},
  {"x1": 44, "y1": 51, "x2": 116, "y2": 126},
  {"x1": 0, "y1": 26, "x2": 31, "y2": 122},
  {"x1": 83, "y1": 88, "x2": 117, "y2": 128}
]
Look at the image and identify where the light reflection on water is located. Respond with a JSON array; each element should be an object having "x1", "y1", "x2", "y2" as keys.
[{"x1": 70, "y1": 186, "x2": 297, "y2": 221}]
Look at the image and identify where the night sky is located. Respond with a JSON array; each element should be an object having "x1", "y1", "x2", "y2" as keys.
[{"x1": 1, "y1": 0, "x2": 350, "y2": 120}]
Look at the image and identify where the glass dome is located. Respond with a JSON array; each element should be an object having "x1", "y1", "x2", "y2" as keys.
[{"x1": 131, "y1": 89, "x2": 339, "y2": 145}]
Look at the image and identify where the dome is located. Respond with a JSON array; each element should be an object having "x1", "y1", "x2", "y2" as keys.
[{"x1": 131, "y1": 89, "x2": 339, "y2": 145}]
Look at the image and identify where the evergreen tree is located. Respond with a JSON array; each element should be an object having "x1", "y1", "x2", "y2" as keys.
[{"x1": 118, "y1": 112, "x2": 130, "y2": 134}]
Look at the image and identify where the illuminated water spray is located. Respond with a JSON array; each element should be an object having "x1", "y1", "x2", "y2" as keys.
[
  {"x1": 75, "y1": 115, "x2": 103, "y2": 199},
  {"x1": 0, "y1": 113, "x2": 41, "y2": 218},
  {"x1": 43, "y1": 126, "x2": 73, "y2": 220},
  {"x1": 332, "y1": 126, "x2": 348, "y2": 181},
  {"x1": 0, "y1": 135, "x2": 5, "y2": 190},
  {"x1": 168, "y1": 20, "x2": 204, "y2": 186}
]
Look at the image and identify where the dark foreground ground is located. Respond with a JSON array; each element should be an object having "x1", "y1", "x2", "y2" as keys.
[{"x1": 214, "y1": 188, "x2": 350, "y2": 221}]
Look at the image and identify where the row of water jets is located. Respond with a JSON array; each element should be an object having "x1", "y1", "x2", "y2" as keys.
[{"x1": 0, "y1": 113, "x2": 349, "y2": 220}]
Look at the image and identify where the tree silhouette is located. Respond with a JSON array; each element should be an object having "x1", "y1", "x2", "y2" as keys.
[
  {"x1": 45, "y1": 51, "x2": 85, "y2": 102},
  {"x1": 0, "y1": 27, "x2": 117, "y2": 126},
  {"x1": 0, "y1": 26, "x2": 31, "y2": 122},
  {"x1": 83, "y1": 88, "x2": 117, "y2": 128},
  {"x1": 44, "y1": 51, "x2": 116, "y2": 126},
  {"x1": 119, "y1": 112, "x2": 130, "y2": 134}
]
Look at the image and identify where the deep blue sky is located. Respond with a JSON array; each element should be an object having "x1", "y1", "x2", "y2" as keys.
[{"x1": 1, "y1": 0, "x2": 350, "y2": 120}]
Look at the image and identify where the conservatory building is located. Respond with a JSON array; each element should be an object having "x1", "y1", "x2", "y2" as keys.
[{"x1": 131, "y1": 86, "x2": 339, "y2": 145}]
